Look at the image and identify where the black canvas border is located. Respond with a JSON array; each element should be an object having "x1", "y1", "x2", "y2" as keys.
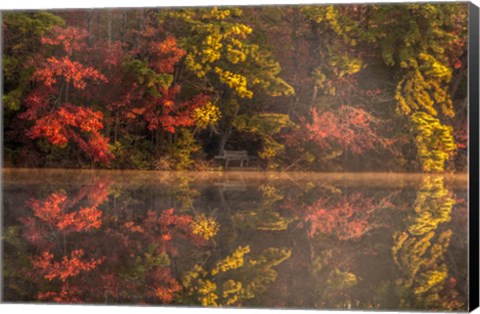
[{"x1": 469, "y1": 1, "x2": 480, "y2": 312}]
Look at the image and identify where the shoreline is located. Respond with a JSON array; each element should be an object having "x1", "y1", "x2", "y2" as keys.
[{"x1": 2, "y1": 167, "x2": 469, "y2": 188}]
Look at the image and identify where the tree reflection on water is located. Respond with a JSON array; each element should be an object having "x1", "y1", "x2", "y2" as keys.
[
  {"x1": 2, "y1": 171, "x2": 468, "y2": 310},
  {"x1": 392, "y1": 176, "x2": 465, "y2": 310}
]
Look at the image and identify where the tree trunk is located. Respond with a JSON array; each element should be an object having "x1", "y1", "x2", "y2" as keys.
[
  {"x1": 451, "y1": 57, "x2": 467, "y2": 98},
  {"x1": 218, "y1": 104, "x2": 240, "y2": 154},
  {"x1": 310, "y1": 85, "x2": 318, "y2": 108},
  {"x1": 218, "y1": 125, "x2": 233, "y2": 155},
  {"x1": 87, "y1": 10, "x2": 94, "y2": 46},
  {"x1": 107, "y1": 10, "x2": 112, "y2": 47},
  {"x1": 136, "y1": 9, "x2": 144, "y2": 49},
  {"x1": 65, "y1": 82, "x2": 69, "y2": 103}
]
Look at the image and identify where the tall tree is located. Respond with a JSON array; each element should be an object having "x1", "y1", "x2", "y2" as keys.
[
  {"x1": 159, "y1": 7, "x2": 294, "y2": 155},
  {"x1": 19, "y1": 26, "x2": 113, "y2": 165},
  {"x1": 302, "y1": 3, "x2": 467, "y2": 172}
]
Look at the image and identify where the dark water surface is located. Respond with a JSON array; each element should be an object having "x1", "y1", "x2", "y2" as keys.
[{"x1": 2, "y1": 169, "x2": 469, "y2": 310}]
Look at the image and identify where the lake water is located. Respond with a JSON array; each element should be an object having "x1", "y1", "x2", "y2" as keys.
[{"x1": 2, "y1": 169, "x2": 469, "y2": 310}]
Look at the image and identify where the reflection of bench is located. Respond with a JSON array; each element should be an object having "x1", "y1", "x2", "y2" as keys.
[
  {"x1": 214, "y1": 150, "x2": 257, "y2": 169},
  {"x1": 214, "y1": 181, "x2": 248, "y2": 192}
]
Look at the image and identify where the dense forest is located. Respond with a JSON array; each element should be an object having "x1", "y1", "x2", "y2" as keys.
[{"x1": 2, "y1": 3, "x2": 469, "y2": 172}]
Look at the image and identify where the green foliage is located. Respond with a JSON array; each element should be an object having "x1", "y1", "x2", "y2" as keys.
[
  {"x1": 3, "y1": 12, "x2": 64, "y2": 110},
  {"x1": 109, "y1": 136, "x2": 152, "y2": 170},
  {"x1": 2, "y1": 226, "x2": 23, "y2": 252},
  {"x1": 165, "y1": 129, "x2": 202, "y2": 170},
  {"x1": 233, "y1": 210, "x2": 293, "y2": 231},
  {"x1": 2, "y1": 66, "x2": 34, "y2": 111},
  {"x1": 302, "y1": 5, "x2": 363, "y2": 98},
  {"x1": 3, "y1": 12, "x2": 64, "y2": 36},
  {"x1": 121, "y1": 245, "x2": 170, "y2": 281},
  {"x1": 233, "y1": 113, "x2": 295, "y2": 165},
  {"x1": 302, "y1": 5, "x2": 358, "y2": 44},
  {"x1": 233, "y1": 113, "x2": 294, "y2": 135},
  {"x1": 306, "y1": 3, "x2": 466, "y2": 117},
  {"x1": 125, "y1": 59, "x2": 173, "y2": 94}
]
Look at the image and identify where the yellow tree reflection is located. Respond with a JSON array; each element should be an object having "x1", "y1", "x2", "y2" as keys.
[
  {"x1": 181, "y1": 245, "x2": 291, "y2": 306},
  {"x1": 392, "y1": 175, "x2": 464, "y2": 310}
]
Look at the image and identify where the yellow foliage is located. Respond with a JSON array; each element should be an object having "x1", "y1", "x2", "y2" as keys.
[
  {"x1": 211, "y1": 245, "x2": 251, "y2": 275},
  {"x1": 215, "y1": 67, "x2": 253, "y2": 98},
  {"x1": 198, "y1": 280, "x2": 218, "y2": 306},
  {"x1": 418, "y1": 53, "x2": 452, "y2": 80},
  {"x1": 183, "y1": 264, "x2": 207, "y2": 287},
  {"x1": 222, "y1": 280, "x2": 243, "y2": 305},
  {"x1": 191, "y1": 213, "x2": 219, "y2": 240},
  {"x1": 183, "y1": 265, "x2": 218, "y2": 306},
  {"x1": 415, "y1": 266, "x2": 448, "y2": 295},
  {"x1": 410, "y1": 112, "x2": 456, "y2": 172},
  {"x1": 226, "y1": 46, "x2": 247, "y2": 64},
  {"x1": 395, "y1": 61, "x2": 454, "y2": 119},
  {"x1": 162, "y1": 7, "x2": 293, "y2": 99},
  {"x1": 192, "y1": 102, "x2": 221, "y2": 129},
  {"x1": 182, "y1": 246, "x2": 291, "y2": 307},
  {"x1": 409, "y1": 176, "x2": 454, "y2": 234},
  {"x1": 326, "y1": 268, "x2": 358, "y2": 289},
  {"x1": 202, "y1": 7, "x2": 231, "y2": 20},
  {"x1": 392, "y1": 175, "x2": 456, "y2": 308},
  {"x1": 302, "y1": 3, "x2": 464, "y2": 173}
]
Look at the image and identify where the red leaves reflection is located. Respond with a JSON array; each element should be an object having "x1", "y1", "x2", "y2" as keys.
[
  {"x1": 286, "y1": 193, "x2": 391, "y2": 240},
  {"x1": 19, "y1": 179, "x2": 205, "y2": 304},
  {"x1": 26, "y1": 189, "x2": 102, "y2": 233},
  {"x1": 146, "y1": 267, "x2": 182, "y2": 303},
  {"x1": 20, "y1": 180, "x2": 111, "y2": 302},
  {"x1": 31, "y1": 249, "x2": 105, "y2": 282}
]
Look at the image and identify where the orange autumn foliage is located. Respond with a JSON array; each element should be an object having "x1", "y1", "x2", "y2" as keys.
[
  {"x1": 20, "y1": 26, "x2": 113, "y2": 164},
  {"x1": 288, "y1": 105, "x2": 392, "y2": 155},
  {"x1": 28, "y1": 191, "x2": 103, "y2": 233},
  {"x1": 31, "y1": 249, "x2": 104, "y2": 282},
  {"x1": 34, "y1": 56, "x2": 107, "y2": 89},
  {"x1": 286, "y1": 193, "x2": 392, "y2": 240},
  {"x1": 19, "y1": 181, "x2": 204, "y2": 304}
]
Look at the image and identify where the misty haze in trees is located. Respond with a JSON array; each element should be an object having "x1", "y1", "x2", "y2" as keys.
[{"x1": 2, "y1": 3, "x2": 468, "y2": 172}]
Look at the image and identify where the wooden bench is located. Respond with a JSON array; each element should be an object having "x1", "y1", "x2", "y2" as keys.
[{"x1": 214, "y1": 150, "x2": 256, "y2": 169}]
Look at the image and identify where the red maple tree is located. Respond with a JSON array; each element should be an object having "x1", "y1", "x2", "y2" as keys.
[
  {"x1": 20, "y1": 26, "x2": 113, "y2": 164},
  {"x1": 105, "y1": 25, "x2": 210, "y2": 137}
]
